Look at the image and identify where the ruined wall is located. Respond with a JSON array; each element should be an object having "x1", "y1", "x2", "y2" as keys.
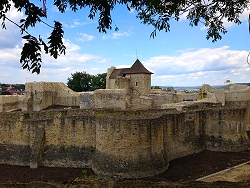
[
  {"x1": 115, "y1": 77, "x2": 130, "y2": 92},
  {"x1": 227, "y1": 84, "x2": 249, "y2": 91},
  {"x1": 149, "y1": 93, "x2": 174, "y2": 108},
  {"x1": 0, "y1": 112, "x2": 35, "y2": 166},
  {"x1": 0, "y1": 103, "x2": 249, "y2": 178},
  {"x1": 22, "y1": 82, "x2": 80, "y2": 111},
  {"x1": 205, "y1": 108, "x2": 249, "y2": 152},
  {"x1": 174, "y1": 93, "x2": 199, "y2": 102},
  {"x1": 80, "y1": 92, "x2": 95, "y2": 109},
  {"x1": 54, "y1": 82, "x2": 80, "y2": 106},
  {"x1": 106, "y1": 66, "x2": 116, "y2": 89},
  {"x1": 0, "y1": 95, "x2": 24, "y2": 112},
  {"x1": 93, "y1": 89, "x2": 130, "y2": 110},
  {"x1": 225, "y1": 87, "x2": 250, "y2": 102},
  {"x1": 163, "y1": 111, "x2": 207, "y2": 160},
  {"x1": 213, "y1": 89, "x2": 225, "y2": 106},
  {"x1": 107, "y1": 79, "x2": 116, "y2": 90},
  {"x1": 92, "y1": 115, "x2": 168, "y2": 178},
  {"x1": 0, "y1": 110, "x2": 96, "y2": 168}
]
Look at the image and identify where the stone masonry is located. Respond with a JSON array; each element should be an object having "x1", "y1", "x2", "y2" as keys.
[{"x1": 0, "y1": 60, "x2": 250, "y2": 178}]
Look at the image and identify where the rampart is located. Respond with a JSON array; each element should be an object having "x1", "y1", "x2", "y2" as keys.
[
  {"x1": 0, "y1": 102, "x2": 249, "y2": 178},
  {"x1": 22, "y1": 82, "x2": 81, "y2": 111},
  {"x1": 0, "y1": 95, "x2": 25, "y2": 112}
]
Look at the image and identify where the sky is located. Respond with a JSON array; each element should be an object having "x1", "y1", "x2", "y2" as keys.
[{"x1": 0, "y1": 1, "x2": 250, "y2": 87}]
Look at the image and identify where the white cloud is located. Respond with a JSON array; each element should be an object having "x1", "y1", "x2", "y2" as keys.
[
  {"x1": 102, "y1": 31, "x2": 131, "y2": 39},
  {"x1": 1, "y1": 40, "x2": 249, "y2": 87},
  {"x1": 144, "y1": 46, "x2": 250, "y2": 86},
  {"x1": 0, "y1": 4, "x2": 23, "y2": 49},
  {"x1": 0, "y1": 38, "x2": 109, "y2": 84},
  {"x1": 63, "y1": 19, "x2": 96, "y2": 28},
  {"x1": 76, "y1": 33, "x2": 95, "y2": 42},
  {"x1": 40, "y1": 40, "x2": 108, "y2": 74}
]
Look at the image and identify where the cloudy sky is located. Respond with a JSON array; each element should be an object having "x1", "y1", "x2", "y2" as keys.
[{"x1": 1, "y1": 1, "x2": 250, "y2": 87}]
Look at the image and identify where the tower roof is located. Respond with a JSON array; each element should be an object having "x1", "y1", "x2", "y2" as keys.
[
  {"x1": 126, "y1": 59, "x2": 153, "y2": 74},
  {"x1": 109, "y1": 59, "x2": 153, "y2": 79}
]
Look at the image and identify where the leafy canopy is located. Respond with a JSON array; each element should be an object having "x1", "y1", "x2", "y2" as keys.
[
  {"x1": 67, "y1": 71, "x2": 107, "y2": 92},
  {"x1": 1, "y1": 0, "x2": 249, "y2": 73}
]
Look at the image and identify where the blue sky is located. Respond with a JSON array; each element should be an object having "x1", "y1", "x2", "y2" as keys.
[{"x1": 0, "y1": 1, "x2": 250, "y2": 86}]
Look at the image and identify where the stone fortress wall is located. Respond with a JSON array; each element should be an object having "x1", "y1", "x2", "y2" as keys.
[
  {"x1": 3, "y1": 80, "x2": 250, "y2": 113},
  {"x1": 0, "y1": 82, "x2": 81, "y2": 112},
  {"x1": 0, "y1": 95, "x2": 25, "y2": 112},
  {"x1": 0, "y1": 57, "x2": 249, "y2": 179},
  {"x1": 0, "y1": 81, "x2": 250, "y2": 178}
]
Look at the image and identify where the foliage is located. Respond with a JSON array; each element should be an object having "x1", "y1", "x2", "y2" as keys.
[
  {"x1": 12, "y1": 84, "x2": 25, "y2": 90},
  {"x1": 1, "y1": 1, "x2": 249, "y2": 73},
  {"x1": 91, "y1": 73, "x2": 107, "y2": 91},
  {"x1": 1, "y1": 91, "x2": 11, "y2": 95},
  {"x1": 67, "y1": 71, "x2": 107, "y2": 92},
  {"x1": 151, "y1": 86, "x2": 162, "y2": 89},
  {"x1": 166, "y1": 86, "x2": 174, "y2": 92},
  {"x1": 1, "y1": 84, "x2": 6, "y2": 91},
  {"x1": 0, "y1": 1, "x2": 66, "y2": 74},
  {"x1": 82, "y1": 169, "x2": 88, "y2": 178}
]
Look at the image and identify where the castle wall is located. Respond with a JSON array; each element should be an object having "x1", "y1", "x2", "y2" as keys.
[
  {"x1": 224, "y1": 87, "x2": 250, "y2": 102},
  {"x1": 213, "y1": 89, "x2": 225, "y2": 106},
  {"x1": 174, "y1": 93, "x2": 199, "y2": 102},
  {"x1": 0, "y1": 110, "x2": 96, "y2": 168},
  {"x1": 22, "y1": 82, "x2": 80, "y2": 111},
  {"x1": 93, "y1": 89, "x2": 130, "y2": 110},
  {"x1": 149, "y1": 93, "x2": 174, "y2": 107},
  {"x1": 107, "y1": 79, "x2": 116, "y2": 89},
  {"x1": 106, "y1": 66, "x2": 116, "y2": 89},
  {"x1": 54, "y1": 82, "x2": 80, "y2": 106},
  {"x1": 80, "y1": 92, "x2": 95, "y2": 109},
  {"x1": 0, "y1": 95, "x2": 24, "y2": 112},
  {"x1": 205, "y1": 108, "x2": 249, "y2": 152},
  {"x1": 0, "y1": 104, "x2": 249, "y2": 178},
  {"x1": 92, "y1": 115, "x2": 168, "y2": 178},
  {"x1": 163, "y1": 111, "x2": 207, "y2": 160}
]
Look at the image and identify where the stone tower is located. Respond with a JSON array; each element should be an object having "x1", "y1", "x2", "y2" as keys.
[{"x1": 106, "y1": 59, "x2": 153, "y2": 95}]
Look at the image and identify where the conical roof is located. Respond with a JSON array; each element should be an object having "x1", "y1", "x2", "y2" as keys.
[
  {"x1": 109, "y1": 59, "x2": 153, "y2": 79},
  {"x1": 125, "y1": 59, "x2": 153, "y2": 74}
]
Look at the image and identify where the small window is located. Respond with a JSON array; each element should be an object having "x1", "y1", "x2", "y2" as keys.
[{"x1": 135, "y1": 82, "x2": 138, "y2": 87}]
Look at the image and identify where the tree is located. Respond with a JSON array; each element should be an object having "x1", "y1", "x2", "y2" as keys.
[
  {"x1": 67, "y1": 71, "x2": 107, "y2": 92},
  {"x1": 91, "y1": 73, "x2": 107, "y2": 91},
  {"x1": 1, "y1": 1, "x2": 249, "y2": 73},
  {"x1": 1, "y1": 84, "x2": 7, "y2": 93},
  {"x1": 166, "y1": 86, "x2": 174, "y2": 92},
  {"x1": 151, "y1": 86, "x2": 162, "y2": 89},
  {"x1": 67, "y1": 71, "x2": 92, "y2": 92},
  {"x1": 1, "y1": 91, "x2": 11, "y2": 95}
]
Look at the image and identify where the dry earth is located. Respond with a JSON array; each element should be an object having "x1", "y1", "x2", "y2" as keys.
[
  {"x1": 1, "y1": 150, "x2": 250, "y2": 187},
  {"x1": 197, "y1": 161, "x2": 250, "y2": 182}
]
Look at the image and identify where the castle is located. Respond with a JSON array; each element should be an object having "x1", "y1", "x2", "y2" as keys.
[{"x1": 0, "y1": 59, "x2": 250, "y2": 179}]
